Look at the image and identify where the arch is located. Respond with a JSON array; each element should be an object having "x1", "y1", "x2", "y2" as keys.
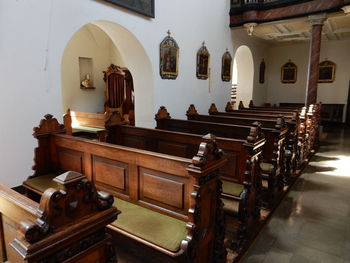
[
  {"x1": 233, "y1": 45, "x2": 254, "y2": 108},
  {"x1": 61, "y1": 20, "x2": 154, "y2": 127}
]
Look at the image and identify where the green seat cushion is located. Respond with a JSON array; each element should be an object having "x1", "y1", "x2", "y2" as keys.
[
  {"x1": 23, "y1": 174, "x2": 62, "y2": 193},
  {"x1": 74, "y1": 125, "x2": 105, "y2": 132},
  {"x1": 111, "y1": 198, "x2": 187, "y2": 252},
  {"x1": 222, "y1": 181, "x2": 244, "y2": 197},
  {"x1": 260, "y1": 162, "x2": 275, "y2": 173}
]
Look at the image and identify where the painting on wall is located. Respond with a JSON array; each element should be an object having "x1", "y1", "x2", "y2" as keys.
[
  {"x1": 281, "y1": 60, "x2": 297, "y2": 83},
  {"x1": 318, "y1": 60, "x2": 336, "y2": 83},
  {"x1": 221, "y1": 49, "x2": 232, "y2": 82},
  {"x1": 160, "y1": 31, "x2": 179, "y2": 80},
  {"x1": 196, "y1": 42, "x2": 210, "y2": 80},
  {"x1": 259, "y1": 59, "x2": 266, "y2": 84},
  {"x1": 104, "y1": 0, "x2": 155, "y2": 18}
]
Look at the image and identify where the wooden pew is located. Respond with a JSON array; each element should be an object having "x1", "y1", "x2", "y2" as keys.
[
  {"x1": 23, "y1": 114, "x2": 227, "y2": 263},
  {"x1": 210, "y1": 103, "x2": 307, "y2": 172},
  {"x1": 247, "y1": 100, "x2": 303, "y2": 111},
  {"x1": 1, "y1": 171, "x2": 119, "y2": 263},
  {"x1": 225, "y1": 102, "x2": 319, "y2": 168},
  {"x1": 186, "y1": 104, "x2": 287, "y2": 206},
  {"x1": 63, "y1": 109, "x2": 128, "y2": 141},
  {"x1": 104, "y1": 116, "x2": 265, "y2": 249}
]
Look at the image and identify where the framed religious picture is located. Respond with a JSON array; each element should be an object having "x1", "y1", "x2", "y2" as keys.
[
  {"x1": 160, "y1": 31, "x2": 179, "y2": 80},
  {"x1": 281, "y1": 60, "x2": 297, "y2": 83},
  {"x1": 318, "y1": 60, "x2": 336, "y2": 83},
  {"x1": 221, "y1": 49, "x2": 232, "y2": 82},
  {"x1": 196, "y1": 42, "x2": 210, "y2": 79},
  {"x1": 259, "y1": 59, "x2": 266, "y2": 84},
  {"x1": 104, "y1": 0, "x2": 155, "y2": 18}
]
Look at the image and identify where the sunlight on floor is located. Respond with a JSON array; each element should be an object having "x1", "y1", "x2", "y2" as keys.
[{"x1": 311, "y1": 154, "x2": 350, "y2": 177}]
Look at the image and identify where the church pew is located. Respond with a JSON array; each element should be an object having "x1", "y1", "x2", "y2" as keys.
[
  {"x1": 239, "y1": 100, "x2": 301, "y2": 114},
  {"x1": 154, "y1": 107, "x2": 272, "y2": 209},
  {"x1": 246, "y1": 100, "x2": 304, "y2": 111},
  {"x1": 23, "y1": 114, "x2": 227, "y2": 263},
  {"x1": 210, "y1": 103, "x2": 308, "y2": 171},
  {"x1": 223, "y1": 102, "x2": 319, "y2": 169},
  {"x1": 63, "y1": 109, "x2": 128, "y2": 141},
  {"x1": 1, "y1": 171, "x2": 119, "y2": 263},
  {"x1": 186, "y1": 104, "x2": 287, "y2": 206},
  {"x1": 104, "y1": 117, "x2": 265, "y2": 249}
]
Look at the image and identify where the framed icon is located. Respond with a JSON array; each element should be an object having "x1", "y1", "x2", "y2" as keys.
[
  {"x1": 196, "y1": 42, "x2": 210, "y2": 79},
  {"x1": 221, "y1": 49, "x2": 232, "y2": 82},
  {"x1": 160, "y1": 31, "x2": 179, "y2": 80},
  {"x1": 281, "y1": 60, "x2": 297, "y2": 83}
]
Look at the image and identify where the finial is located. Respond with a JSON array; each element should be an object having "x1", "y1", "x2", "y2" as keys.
[
  {"x1": 202, "y1": 41, "x2": 205, "y2": 46},
  {"x1": 167, "y1": 30, "x2": 171, "y2": 36}
]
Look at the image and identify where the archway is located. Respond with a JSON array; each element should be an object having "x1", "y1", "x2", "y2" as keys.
[
  {"x1": 61, "y1": 20, "x2": 154, "y2": 127},
  {"x1": 233, "y1": 45, "x2": 254, "y2": 108}
]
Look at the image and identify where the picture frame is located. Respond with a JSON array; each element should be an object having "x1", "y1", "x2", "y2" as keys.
[
  {"x1": 318, "y1": 60, "x2": 336, "y2": 83},
  {"x1": 196, "y1": 42, "x2": 210, "y2": 79},
  {"x1": 160, "y1": 31, "x2": 179, "y2": 80},
  {"x1": 221, "y1": 49, "x2": 232, "y2": 82},
  {"x1": 281, "y1": 60, "x2": 297, "y2": 83},
  {"x1": 104, "y1": 0, "x2": 155, "y2": 18},
  {"x1": 259, "y1": 59, "x2": 265, "y2": 84}
]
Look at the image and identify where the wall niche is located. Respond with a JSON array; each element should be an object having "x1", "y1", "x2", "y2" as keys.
[{"x1": 79, "y1": 57, "x2": 95, "y2": 89}]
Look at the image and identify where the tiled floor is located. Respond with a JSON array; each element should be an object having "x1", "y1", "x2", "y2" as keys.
[{"x1": 241, "y1": 127, "x2": 350, "y2": 263}]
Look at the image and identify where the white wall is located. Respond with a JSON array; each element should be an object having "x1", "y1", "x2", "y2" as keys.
[
  {"x1": 266, "y1": 39, "x2": 350, "y2": 108},
  {"x1": 0, "y1": 0, "x2": 234, "y2": 187},
  {"x1": 62, "y1": 24, "x2": 124, "y2": 113}
]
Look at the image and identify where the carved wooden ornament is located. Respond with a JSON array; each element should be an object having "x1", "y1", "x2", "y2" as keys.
[
  {"x1": 208, "y1": 103, "x2": 218, "y2": 114},
  {"x1": 186, "y1": 104, "x2": 198, "y2": 117},
  {"x1": 155, "y1": 106, "x2": 171, "y2": 120},
  {"x1": 225, "y1": 102, "x2": 234, "y2": 112}
]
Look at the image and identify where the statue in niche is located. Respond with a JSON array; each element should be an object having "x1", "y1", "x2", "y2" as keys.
[{"x1": 81, "y1": 74, "x2": 93, "y2": 88}]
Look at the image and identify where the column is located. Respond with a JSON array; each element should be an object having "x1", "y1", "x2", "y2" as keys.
[{"x1": 305, "y1": 13, "x2": 327, "y2": 106}]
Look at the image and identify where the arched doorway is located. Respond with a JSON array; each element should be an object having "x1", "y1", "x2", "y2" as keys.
[
  {"x1": 61, "y1": 20, "x2": 154, "y2": 127},
  {"x1": 232, "y1": 45, "x2": 254, "y2": 108}
]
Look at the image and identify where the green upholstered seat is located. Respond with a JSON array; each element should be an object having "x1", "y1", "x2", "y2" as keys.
[
  {"x1": 111, "y1": 198, "x2": 187, "y2": 252},
  {"x1": 260, "y1": 162, "x2": 275, "y2": 173},
  {"x1": 23, "y1": 174, "x2": 62, "y2": 193},
  {"x1": 222, "y1": 181, "x2": 244, "y2": 197}
]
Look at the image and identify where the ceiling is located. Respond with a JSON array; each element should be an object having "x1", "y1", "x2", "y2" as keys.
[{"x1": 245, "y1": 11, "x2": 350, "y2": 43}]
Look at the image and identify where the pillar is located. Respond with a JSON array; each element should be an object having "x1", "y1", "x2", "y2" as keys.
[{"x1": 306, "y1": 13, "x2": 327, "y2": 106}]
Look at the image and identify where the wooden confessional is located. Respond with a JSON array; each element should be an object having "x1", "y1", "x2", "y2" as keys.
[{"x1": 103, "y1": 64, "x2": 135, "y2": 126}]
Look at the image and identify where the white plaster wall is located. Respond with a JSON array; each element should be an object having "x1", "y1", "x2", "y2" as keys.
[
  {"x1": 0, "y1": 0, "x2": 233, "y2": 186},
  {"x1": 62, "y1": 24, "x2": 124, "y2": 113},
  {"x1": 266, "y1": 39, "x2": 350, "y2": 109},
  {"x1": 231, "y1": 29, "x2": 270, "y2": 108}
]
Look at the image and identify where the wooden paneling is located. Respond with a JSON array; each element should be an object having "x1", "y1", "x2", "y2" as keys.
[
  {"x1": 57, "y1": 147, "x2": 84, "y2": 173},
  {"x1": 92, "y1": 156, "x2": 129, "y2": 196},
  {"x1": 122, "y1": 135, "x2": 146, "y2": 149},
  {"x1": 139, "y1": 167, "x2": 187, "y2": 214},
  {"x1": 157, "y1": 140, "x2": 188, "y2": 157}
]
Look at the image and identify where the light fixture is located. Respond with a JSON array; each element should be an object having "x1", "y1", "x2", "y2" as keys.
[{"x1": 243, "y1": 23, "x2": 258, "y2": 36}]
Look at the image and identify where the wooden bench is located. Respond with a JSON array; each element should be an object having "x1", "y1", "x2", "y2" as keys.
[
  {"x1": 186, "y1": 104, "x2": 288, "y2": 207},
  {"x1": 1, "y1": 171, "x2": 119, "y2": 262},
  {"x1": 210, "y1": 103, "x2": 308, "y2": 172},
  {"x1": 63, "y1": 109, "x2": 128, "y2": 141},
  {"x1": 23, "y1": 114, "x2": 227, "y2": 263},
  {"x1": 103, "y1": 116, "x2": 265, "y2": 249},
  {"x1": 225, "y1": 102, "x2": 319, "y2": 169}
]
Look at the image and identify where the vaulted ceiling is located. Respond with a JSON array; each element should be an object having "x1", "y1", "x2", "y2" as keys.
[{"x1": 244, "y1": 11, "x2": 350, "y2": 42}]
